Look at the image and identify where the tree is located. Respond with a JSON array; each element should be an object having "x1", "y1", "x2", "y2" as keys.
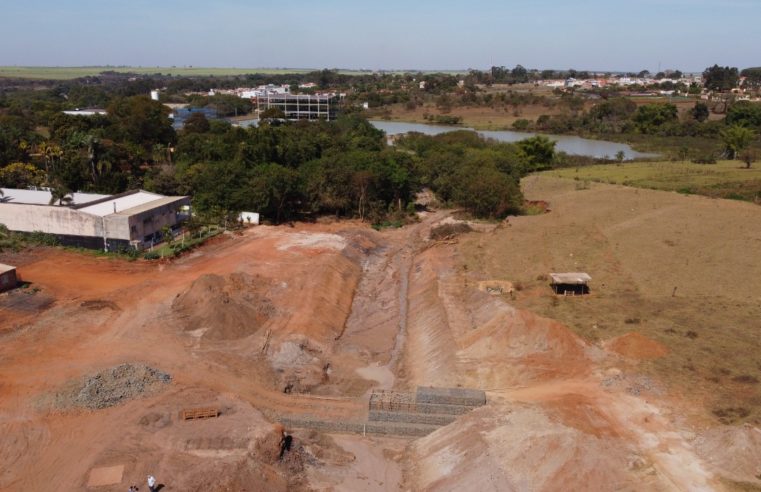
[
  {"x1": 511, "y1": 65, "x2": 529, "y2": 84},
  {"x1": 691, "y1": 102, "x2": 710, "y2": 122},
  {"x1": 517, "y1": 135, "x2": 556, "y2": 171},
  {"x1": 702, "y1": 65, "x2": 739, "y2": 92},
  {"x1": 183, "y1": 112, "x2": 211, "y2": 134},
  {"x1": 615, "y1": 150, "x2": 625, "y2": 163},
  {"x1": 0, "y1": 162, "x2": 45, "y2": 188},
  {"x1": 452, "y1": 164, "x2": 523, "y2": 218},
  {"x1": 161, "y1": 224, "x2": 174, "y2": 248},
  {"x1": 741, "y1": 67, "x2": 761, "y2": 89},
  {"x1": 678, "y1": 146, "x2": 690, "y2": 162},
  {"x1": 540, "y1": 69, "x2": 556, "y2": 79},
  {"x1": 259, "y1": 107, "x2": 286, "y2": 120},
  {"x1": 633, "y1": 103, "x2": 678, "y2": 133},
  {"x1": 248, "y1": 163, "x2": 301, "y2": 223},
  {"x1": 739, "y1": 149, "x2": 756, "y2": 169},
  {"x1": 36, "y1": 141, "x2": 63, "y2": 178},
  {"x1": 726, "y1": 101, "x2": 761, "y2": 128},
  {"x1": 106, "y1": 96, "x2": 176, "y2": 151},
  {"x1": 49, "y1": 183, "x2": 73, "y2": 206},
  {"x1": 720, "y1": 125, "x2": 755, "y2": 159}
]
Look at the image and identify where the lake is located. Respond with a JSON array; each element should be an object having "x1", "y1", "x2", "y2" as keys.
[
  {"x1": 233, "y1": 118, "x2": 656, "y2": 160},
  {"x1": 371, "y1": 121, "x2": 656, "y2": 160}
]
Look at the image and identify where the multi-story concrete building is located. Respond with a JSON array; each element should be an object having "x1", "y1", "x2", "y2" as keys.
[
  {"x1": 0, "y1": 188, "x2": 190, "y2": 251},
  {"x1": 256, "y1": 93, "x2": 342, "y2": 121}
]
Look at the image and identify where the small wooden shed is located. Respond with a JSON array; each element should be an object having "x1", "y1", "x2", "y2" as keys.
[
  {"x1": 549, "y1": 272, "x2": 591, "y2": 296},
  {"x1": 0, "y1": 263, "x2": 18, "y2": 293}
]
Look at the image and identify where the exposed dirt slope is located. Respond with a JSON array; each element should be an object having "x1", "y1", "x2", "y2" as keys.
[
  {"x1": 172, "y1": 272, "x2": 275, "y2": 341},
  {"x1": 402, "y1": 228, "x2": 730, "y2": 491}
]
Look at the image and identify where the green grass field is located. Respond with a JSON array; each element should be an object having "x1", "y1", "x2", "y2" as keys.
[
  {"x1": 544, "y1": 160, "x2": 761, "y2": 202},
  {"x1": 0, "y1": 66, "x2": 467, "y2": 80}
]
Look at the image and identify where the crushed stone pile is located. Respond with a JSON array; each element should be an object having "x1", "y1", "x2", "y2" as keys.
[
  {"x1": 59, "y1": 363, "x2": 171, "y2": 410},
  {"x1": 172, "y1": 273, "x2": 275, "y2": 340}
]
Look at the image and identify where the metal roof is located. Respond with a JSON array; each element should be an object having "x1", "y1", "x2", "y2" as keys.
[
  {"x1": 0, "y1": 263, "x2": 15, "y2": 274},
  {"x1": 0, "y1": 188, "x2": 108, "y2": 206},
  {"x1": 549, "y1": 272, "x2": 592, "y2": 285},
  {"x1": 0, "y1": 188, "x2": 188, "y2": 218},
  {"x1": 110, "y1": 195, "x2": 189, "y2": 216},
  {"x1": 77, "y1": 191, "x2": 167, "y2": 217}
]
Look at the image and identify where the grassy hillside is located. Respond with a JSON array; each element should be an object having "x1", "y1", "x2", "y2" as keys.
[
  {"x1": 544, "y1": 160, "x2": 761, "y2": 203},
  {"x1": 459, "y1": 175, "x2": 761, "y2": 425}
]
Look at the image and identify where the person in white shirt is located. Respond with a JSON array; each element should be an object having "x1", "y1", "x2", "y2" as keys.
[{"x1": 147, "y1": 475, "x2": 157, "y2": 492}]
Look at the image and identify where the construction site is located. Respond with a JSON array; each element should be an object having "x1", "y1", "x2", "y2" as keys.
[{"x1": 2, "y1": 176, "x2": 761, "y2": 491}]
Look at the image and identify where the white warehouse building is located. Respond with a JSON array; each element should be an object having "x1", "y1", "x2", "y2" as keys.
[{"x1": 0, "y1": 188, "x2": 190, "y2": 251}]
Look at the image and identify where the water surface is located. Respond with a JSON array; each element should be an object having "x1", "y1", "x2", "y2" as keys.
[
  {"x1": 371, "y1": 120, "x2": 656, "y2": 160},
  {"x1": 233, "y1": 118, "x2": 656, "y2": 160}
]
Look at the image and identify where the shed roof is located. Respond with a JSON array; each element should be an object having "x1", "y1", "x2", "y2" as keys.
[
  {"x1": 549, "y1": 272, "x2": 592, "y2": 285},
  {"x1": 0, "y1": 263, "x2": 16, "y2": 274}
]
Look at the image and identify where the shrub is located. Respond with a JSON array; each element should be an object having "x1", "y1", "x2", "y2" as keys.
[
  {"x1": 429, "y1": 222, "x2": 473, "y2": 240},
  {"x1": 512, "y1": 119, "x2": 531, "y2": 131}
]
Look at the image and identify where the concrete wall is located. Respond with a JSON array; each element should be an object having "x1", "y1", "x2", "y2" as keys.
[
  {"x1": 0, "y1": 270, "x2": 17, "y2": 292},
  {"x1": 104, "y1": 214, "x2": 131, "y2": 241},
  {"x1": 127, "y1": 199, "x2": 190, "y2": 243},
  {"x1": 1, "y1": 198, "x2": 190, "y2": 250},
  {"x1": 0, "y1": 204, "x2": 102, "y2": 237}
]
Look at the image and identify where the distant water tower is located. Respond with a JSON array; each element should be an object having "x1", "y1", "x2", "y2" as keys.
[{"x1": 150, "y1": 90, "x2": 160, "y2": 101}]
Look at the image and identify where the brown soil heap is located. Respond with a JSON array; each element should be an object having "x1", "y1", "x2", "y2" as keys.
[{"x1": 172, "y1": 272, "x2": 275, "y2": 340}]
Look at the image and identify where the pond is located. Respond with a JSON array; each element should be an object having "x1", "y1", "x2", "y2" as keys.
[
  {"x1": 371, "y1": 120, "x2": 656, "y2": 160},
  {"x1": 232, "y1": 118, "x2": 657, "y2": 160}
]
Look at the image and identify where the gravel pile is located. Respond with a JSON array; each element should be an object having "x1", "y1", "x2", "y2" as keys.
[{"x1": 63, "y1": 363, "x2": 171, "y2": 410}]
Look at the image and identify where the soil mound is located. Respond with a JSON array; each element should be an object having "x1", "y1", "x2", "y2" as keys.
[
  {"x1": 57, "y1": 363, "x2": 171, "y2": 410},
  {"x1": 412, "y1": 404, "x2": 646, "y2": 491},
  {"x1": 607, "y1": 332, "x2": 669, "y2": 360},
  {"x1": 172, "y1": 273, "x2": 274, "y2": 340},
  {"x1": 694, "y1": 425, "x2": 761, "y2": 484}
]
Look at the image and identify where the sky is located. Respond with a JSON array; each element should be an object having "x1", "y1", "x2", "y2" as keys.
[{"x1": 0, "y1": 0, "x2": 759, "y2": 72}]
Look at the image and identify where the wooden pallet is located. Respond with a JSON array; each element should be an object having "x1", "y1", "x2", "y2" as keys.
[{"x1": 179, "y1": 407, "x2": 220, "y2": 421}]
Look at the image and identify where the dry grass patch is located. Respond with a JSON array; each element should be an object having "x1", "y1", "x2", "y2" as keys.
[{"x1": 459, "y1": 175, "x2": 761, "y2": 424}]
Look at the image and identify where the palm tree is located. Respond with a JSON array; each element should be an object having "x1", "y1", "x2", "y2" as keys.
[
  {"x1": 49, "y1": 185, "x2": 73, "y2": 206},
  {"x1": 36, "y1": 142, "x2": 63, "y2": 180}
]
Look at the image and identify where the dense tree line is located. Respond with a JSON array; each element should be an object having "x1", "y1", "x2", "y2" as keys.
[{"x1": 0, "y1": 79, "x2": 553, "y2": 221}]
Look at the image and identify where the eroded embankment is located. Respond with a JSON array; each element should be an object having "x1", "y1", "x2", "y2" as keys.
[{"x1": 402, "y1": 239, "x2": 723, "y2": 491}]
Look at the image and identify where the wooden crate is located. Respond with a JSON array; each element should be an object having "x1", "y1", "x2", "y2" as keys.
[{"x1": 179, "y1": 407, "x2": 220, "y2": 421}]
